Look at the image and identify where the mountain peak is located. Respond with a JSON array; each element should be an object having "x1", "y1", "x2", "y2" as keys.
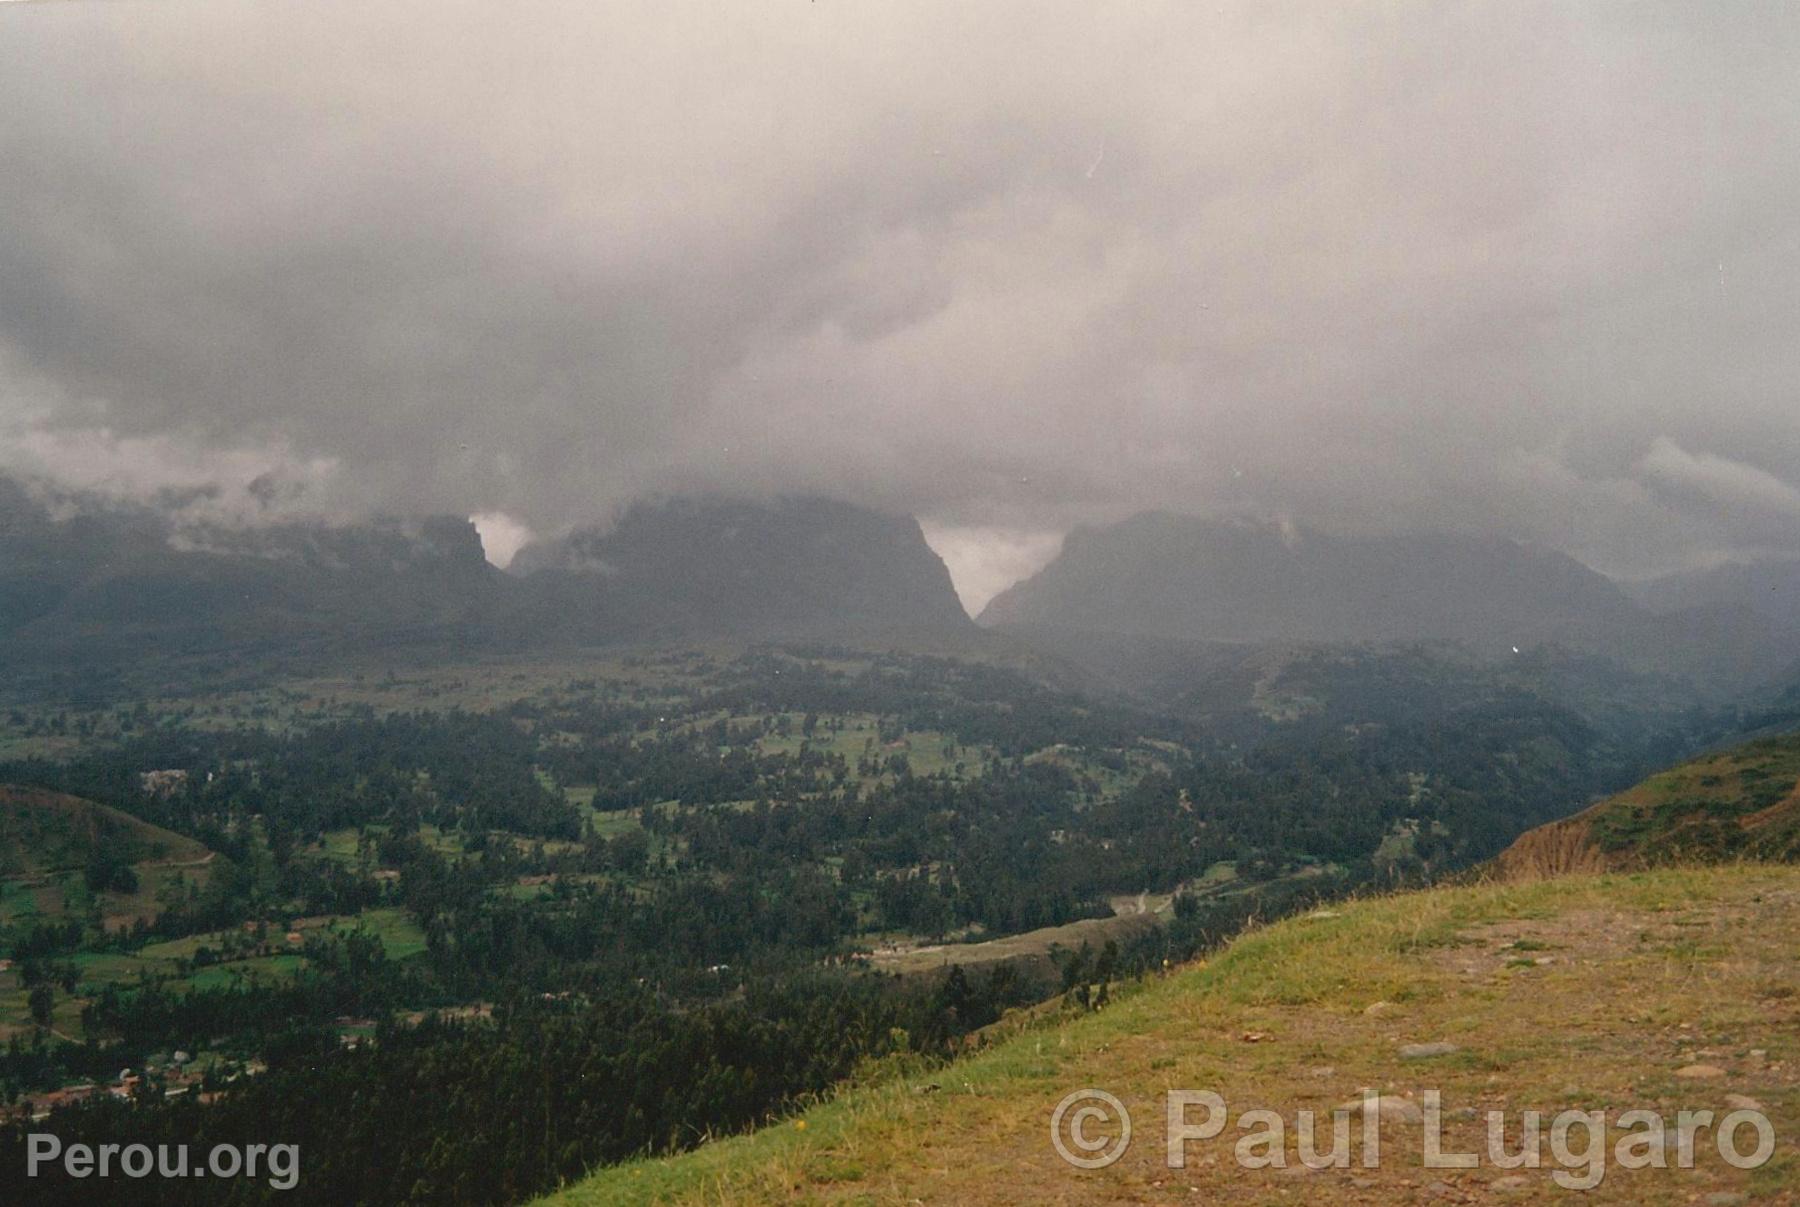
[
  {"x1": 515, "y1": 494, "x2": 971, "y2": 640},
  {"x1": 0, "y1": 483, "x2": 970, "y2": 666}
]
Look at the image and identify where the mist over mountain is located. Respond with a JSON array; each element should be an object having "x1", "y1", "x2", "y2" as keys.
[
  {"x1": 7, "y1": 5, "x2": 1800, "y2": 587},
  {"x1": 513, "y1": 496, "x2": 972, "y2": 642},
  {"x1": 7, "y1": 9, "x2": 1800, "y2": 1204},
  {"x1": 978, "y1": 511, "x2": 1800, "y2": 688},
  {"x1": 1626, "y1": 558, "x2": 1800, "y2": 625},
  {"x1": 0, "y1": 477, "x2": 505, "y2": 663},
  {"x1": 980, "y1": 513, "x2": 1639, "y2": 646},
  {"x1": 0, "y1": 481, "x2": 970, "y2": 666},
  {"x1": 12, "y1": 475, "x2": 1796, "y2": 691}
]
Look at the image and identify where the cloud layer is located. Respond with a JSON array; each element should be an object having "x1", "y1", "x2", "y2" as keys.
[{"x1": 4, "y1": 1, "x2": 1799, "y2": 600}]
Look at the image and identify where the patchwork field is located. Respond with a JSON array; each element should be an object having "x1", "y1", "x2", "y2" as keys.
[{"x1": 0, "y1": 904, "x2": 428, "y2": 1040}]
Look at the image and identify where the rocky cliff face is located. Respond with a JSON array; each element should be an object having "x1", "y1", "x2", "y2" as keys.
[{"x1": 513, "y1": 495, "x2": 972, "y2": 642}]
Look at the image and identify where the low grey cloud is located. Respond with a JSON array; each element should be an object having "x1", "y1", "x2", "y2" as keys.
[
  {"x1": 1640, "y1": 437, "x2": 1800, "y2": 526},
  {"x1": 3, "y1": 1, "x2": 1799, "y2": 599}
]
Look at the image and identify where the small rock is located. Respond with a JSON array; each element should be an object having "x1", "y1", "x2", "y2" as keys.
[
  {"x1": 1675, "y1": 1064, "x2": 1727, "y2": 1080},
  {"x1": 1338, "y1": 1095, "x2": 1423, "y2": 1125},
  {"x1": 1399, "y1": 1041, "x2": 1461, "y2": 1060},
  {"x1": 1364, "y1": 1000, "x2": 1399, "y2": 1017},
  {"x1": 1532, "y1": 955, "x2": 1555, "y2": 965},
  {"x1": 1490, "y1": 1174, "x2": 1530, "y2": 1192},
  {"x1": 1424, "y1": 1180, "x2": 1457, "y2": 1198},
  {"x1": 1309, "y1": 1065, "x2": 1337, "y2": 1078},
  {"x1": 1349, "y1": 1177, "x2": 1379, "y2": 1189},
  {"x1": 1703, "y1": 1194, "x2": 1748, "y2": 1207},
  {"x1": 1722, "y1": 1093, "x2": 1765, "y2": 1112}
]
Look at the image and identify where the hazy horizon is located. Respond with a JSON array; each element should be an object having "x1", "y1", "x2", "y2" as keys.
[{"x1": 6, "y1": 2, "x2": 1800, "y2": 610}]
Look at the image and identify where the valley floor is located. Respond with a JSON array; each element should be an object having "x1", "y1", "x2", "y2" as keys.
[{"x1": 549, "y1": 864, "x2": 1800, "y2": 1205}]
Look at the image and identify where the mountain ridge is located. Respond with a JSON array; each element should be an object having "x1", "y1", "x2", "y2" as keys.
[
  {"x1": 980, "y1": 511, "x2": 1800, "y2": 687},
  {"x1": 1495, "y1": 731, "x2": 1800, "y2": 879},
  {"x1": 980, "y1": 512, "x2": 1643, "y2": 645},
  {"x1": 513, "y1": 495, "x2": 972, "y2": 642},
  {"x1": 0, "y1": 482, "x2": 972, "y2": 668}
]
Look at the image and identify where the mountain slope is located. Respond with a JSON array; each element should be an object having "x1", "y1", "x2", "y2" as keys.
[
  {"x1": 550, "y1": 864, "x2": 1800, "y2": 1205},
  {"x1": 1496, "y1": 733, "x2": 1800, "y2": 878},
  {"x1": 979, "y1": 513, "x2": 1800, "y2": 688},
  {"x1": 980, "y1": 514, "x2": 1641, "y2": 650},
  {"x1": 1627, "y1": 558, "x2": 1800, "y2": 623},
  {"x1": 513, "y1": 495, "x2": 972, "y2": 641},
  {"x1": 0, "y1": 482, "x2": 506, "y2": 664},
  {"x1": 0, "y1": 483, "x2": 972, "y2": 668},
  {"x1": 0, "y1": 784, "x2": 215, "y2": 933},
  {"x1": 0, "y1": 783, "x2": 209, "y2": 878}
]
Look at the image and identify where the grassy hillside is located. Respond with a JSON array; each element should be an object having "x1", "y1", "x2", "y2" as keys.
[
  {"x1": 0, "y1": 783, "x2": 209, "y2": 877},
  {"x1": 0, "y1": 785, "x2": 221, "y2": 1038},
  {"x1": 1497, "y1": 734, "x2": 1800, "y2": 879},
  {"x1": 0, "y1": 782, "x2": 213, "y2": 941},
  {"x1": 547, "y1": 864, "x2": 1799, "y2": 1205}
]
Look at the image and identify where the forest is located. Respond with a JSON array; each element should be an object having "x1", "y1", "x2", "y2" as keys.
[{"x1": 0, "y1": 643, "x2": 1733, "y2": 1203}]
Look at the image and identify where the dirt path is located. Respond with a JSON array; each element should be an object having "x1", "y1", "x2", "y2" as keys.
[
  {"x1": 868, "y1": 910, "x2": 1160, "y2": 976},
  {"x1": 144, "y1": 851, "x2": 216, "y2": 869}
]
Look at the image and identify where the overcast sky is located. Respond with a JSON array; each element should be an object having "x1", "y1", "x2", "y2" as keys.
[{"x1": 3, "y1": 2, "x2": 1799, "y2": 609}]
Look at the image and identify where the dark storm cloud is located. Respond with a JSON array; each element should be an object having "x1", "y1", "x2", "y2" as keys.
[{"x1": 3, "y1": 1, "x2": 1799, "y2": 604}]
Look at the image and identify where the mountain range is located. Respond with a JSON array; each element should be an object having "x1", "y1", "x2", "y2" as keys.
[
  {"x1": 979, "y1": 512, "x2": 1800, "y2": 689},
  {"x1": 1624, "y1": 556, "x2": 1800, "y2": 621},
  {"x1": 980, "y1": 513, "x2": 1640, "y2": 647},
  {"x1": 0, "y1": 481, "x2": 970, "y2": 668},
  {"x1": 5, "y1": 477, "x2": 1798, "y2": 691}
]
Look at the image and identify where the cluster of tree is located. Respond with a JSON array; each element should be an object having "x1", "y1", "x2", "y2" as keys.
[
  {"x1": 2, "y1": 964, "x2": 1039, "y2": 1205},
  {"x1": 2, "y1": 709, "x2": 579, "y2": 851}
]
